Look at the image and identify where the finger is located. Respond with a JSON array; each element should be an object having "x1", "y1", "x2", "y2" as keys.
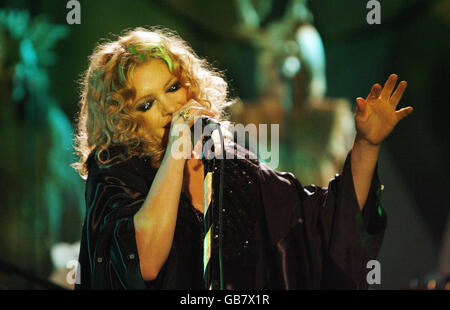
[
  {"x1": 175, "y1": 104, "x2": 201, "y2": 115},
  {"x1": 356, "y1": 97, "x2": 366, "y2": 112},
  {"x1": 373, "y1": 84, "x2": 382, "y2": 98},
  {"x1": 173, "y1": 100, "x2": 203, "y2": 114},
  {"x1": 181, "y1": 103, "x2": 215, "y2": 117},
  {"x1": 395, "y1": 106, "x2": 413, "y2": 121},
  {"x1": 186, "y1": 108, "x2": 214, "y2": 126},
  {"x1": 173, "y1": 106, "x2": 204, "y2": 121},
  {"x1": 367, "y1": 83, "x2": 382, "y2": 100},
  {"x1": 380, "y1": 73, "x2": 398, "y2": 99},
  {"x1": 186, "y1": 107, "x2": 215, "y2": 121},
  {"x1": 191, "y1": 108, "x2": 211, "y2": 121},
  {"x1": 183, "y1": 106, "x2": 205, "y2": 113},
  {"x1": 186, "y1": 99, "x2": 210, "y2": 109},
  {"x1": 390, "y1": 81, "x2": 407, "y2": 107}
]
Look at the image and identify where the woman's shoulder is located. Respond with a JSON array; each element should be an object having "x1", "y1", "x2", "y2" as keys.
[
  {"x1": 225, "y1": 142, "x2": 315, "y2": 202},
  {"x1": 86, "y1": 144, "x2": 157, "y2": 186},
  {"x1": 223, "y1": 142, "x2": 300, "y2": 185},
  {"x1": 223, "y1": 142, "x2": 259, "y2": 169}
]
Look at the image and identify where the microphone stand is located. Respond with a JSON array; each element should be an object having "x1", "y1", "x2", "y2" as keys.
[{"x1": 196, "y1": 119, "x2": 224, "y2": 290}]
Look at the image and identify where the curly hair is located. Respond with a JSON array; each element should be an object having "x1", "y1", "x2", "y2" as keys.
[{"x1": 72, "y1": 26, "x2": 235, "y2": 179}]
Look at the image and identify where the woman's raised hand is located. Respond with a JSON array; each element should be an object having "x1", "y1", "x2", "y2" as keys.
[
  {"x1": 170, "y1": 99, "x2": 214, "y2": 129},
  {"x1": 167, "y1": 100, "x2": 215, "y2": 158},
  {"x1": 355, "y1": 74, "x2": 413, "y2": 145}
]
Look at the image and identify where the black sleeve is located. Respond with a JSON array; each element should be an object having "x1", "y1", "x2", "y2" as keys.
[
  {"x1": 257, "y1": 150, "x2": 386, "y2": 289},
  {"x1": 76, "y1": 164, "x2": 150, "y2": 290},
  {"x1": 314, "y1": 150, "x2": 386, "y2": 289}
]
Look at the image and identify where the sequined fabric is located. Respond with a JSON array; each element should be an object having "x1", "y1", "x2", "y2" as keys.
[{"x1": 75, "y1": 143, "x2": 386, "y2": 290}]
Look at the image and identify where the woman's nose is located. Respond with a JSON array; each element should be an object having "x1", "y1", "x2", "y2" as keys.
[{"x1": 160, "y1": 98, "x2": 179, "y2": 116}]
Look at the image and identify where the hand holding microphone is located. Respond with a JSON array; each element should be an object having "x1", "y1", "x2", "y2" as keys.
[{"x1": 168, "y1": 100, "x2": 220, "y2": 159}]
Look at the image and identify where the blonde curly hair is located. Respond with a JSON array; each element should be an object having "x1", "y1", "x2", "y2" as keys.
[{"x1": 72, "y1": 26, "x2": 234, "y2": 179}]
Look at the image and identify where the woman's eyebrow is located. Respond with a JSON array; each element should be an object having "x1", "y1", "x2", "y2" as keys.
[{"x1": 134, "y1": 76, "x2": 175, "y2": 103}]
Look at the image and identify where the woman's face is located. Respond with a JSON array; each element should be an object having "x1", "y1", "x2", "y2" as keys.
[{"x1": 130, "y1": 58, "x2": 188, "y2": 146}]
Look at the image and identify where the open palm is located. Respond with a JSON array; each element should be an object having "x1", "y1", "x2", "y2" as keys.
[{"x1": 355, "y1": 74, "x2": 413, "y2": 145}]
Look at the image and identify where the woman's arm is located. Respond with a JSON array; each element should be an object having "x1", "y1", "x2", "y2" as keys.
[
  {"x1": 351, "y1": 74, "x2": 413, "y2": 210},
  {"x1": 351, "y1": 134, "x2": 380, "y2": 209},
  {"x1": 133, "y1": 101, "x2": 214, "y2": 281},
  {"x1": 133, "y1": 148, "x2": 185, "y2": 280}
]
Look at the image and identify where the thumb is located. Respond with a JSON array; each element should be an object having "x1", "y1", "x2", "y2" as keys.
[
  {"x1": 356, "y1": 97, "x2": 366, "y2": 112},
  {"x1": 396, "y1": 106, "x2": 414, "y2": 121}
]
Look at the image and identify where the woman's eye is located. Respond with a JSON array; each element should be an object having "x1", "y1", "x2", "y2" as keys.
[
  {"x1": 167, "y1": 81, "x2": 181, "y2": 93},
  {"x1": 138, "y1": 100, "x2": 154, "y2": 112}
]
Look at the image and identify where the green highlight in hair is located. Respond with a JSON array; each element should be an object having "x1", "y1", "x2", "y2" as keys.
[
  {"x1": 145, "y1": 45, "x2": 177, "y2": 72},
  {"x1": 117, "y1": 58, "x2": 128, "y2": 85},
  {"x1": 126, "y1": 45, "x2": 146, "y2": 62},
  {"x1": 126, "y1": 44, "x2": 177, "y2": 71},
  {"x1": 119, "y1": 45, "x2": 178, "y2": 85}
]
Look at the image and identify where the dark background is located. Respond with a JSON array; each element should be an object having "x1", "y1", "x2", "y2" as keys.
[{"x1": 1, "y1": 0, "x2": 448, "y2": 289}]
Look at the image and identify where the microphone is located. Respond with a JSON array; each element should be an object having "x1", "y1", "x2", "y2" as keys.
[
  {"x1": 191, "y1": 115, "x2": 220, "y2": 148},
  {"x1": 197, "y1": 115, "x2": 220, "y2": 127}
]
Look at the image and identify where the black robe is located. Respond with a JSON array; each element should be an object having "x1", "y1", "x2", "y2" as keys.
[{"x1": 75, "y1": 143, "x2": 386, "y2": 290}]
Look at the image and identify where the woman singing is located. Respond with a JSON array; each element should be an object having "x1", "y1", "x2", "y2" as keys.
[{"x1": 73, "y1": 27, "x2": 413, "y2": 290}]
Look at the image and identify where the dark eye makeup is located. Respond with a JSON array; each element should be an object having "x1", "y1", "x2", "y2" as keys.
[
  {"x1": 167, "y1": 81, "x2": 181, "y2": 92},
  {"x1": 137, "y1": 100, "x2": 154, "y2": 112},
  {"x1": 136, "y1": 80, "x2": 181, "y2": 112}
]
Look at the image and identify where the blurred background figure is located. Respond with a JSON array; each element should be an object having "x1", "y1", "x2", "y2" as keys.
[
  {"x1": 232, "y1": 0, "x2": 355, "y2": 186},
  {"x1": 0, "y1": 8, "x2": 83, "y2": 289}
]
